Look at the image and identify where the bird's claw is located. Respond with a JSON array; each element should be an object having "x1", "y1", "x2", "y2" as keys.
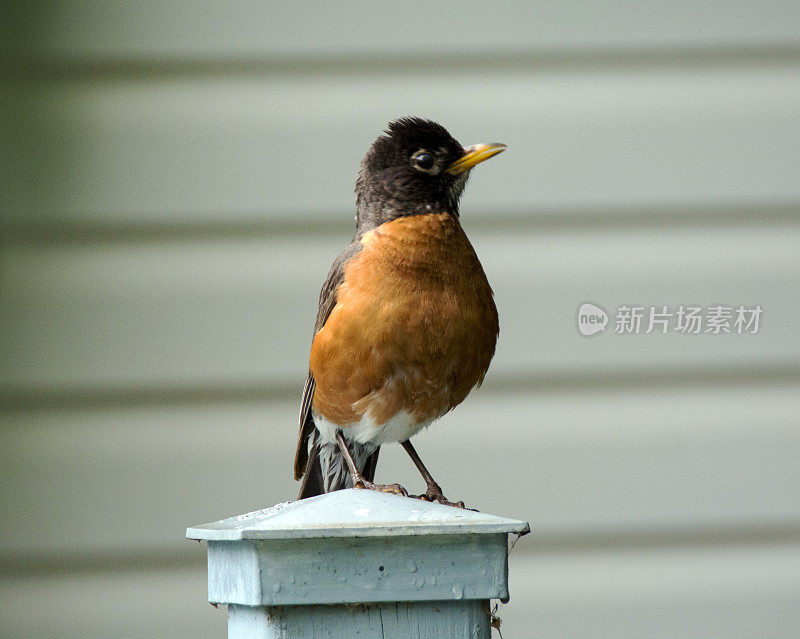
[
  {"x1": 411, "y1": 483, "x2": 472, "y2": 510},
  {"x1": 353, "y1": 479, "x2": 409, "y2": 497}
]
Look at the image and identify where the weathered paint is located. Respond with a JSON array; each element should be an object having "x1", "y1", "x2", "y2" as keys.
[
  {"x1": 186, "y1": 488, "x2": 530, "y2": 540},
  {"x1": 228, "y1": 601, "x2": 491, "y2": 639},
  {"x1": 188, "y1": 490, "x2": 529, "y2": 637},
  {"x1": 206, "y1": 534, "x2": 508, "y2": 606}
]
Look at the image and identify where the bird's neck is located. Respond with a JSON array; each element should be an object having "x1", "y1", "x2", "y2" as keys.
[{"x1": 355, "y1": 201, "x2": 459, "y2": 236}]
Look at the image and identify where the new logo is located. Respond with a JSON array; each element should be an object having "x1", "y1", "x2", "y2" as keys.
[{"x1": 578, "y1": 303, "x2": 608, "y2": 336}]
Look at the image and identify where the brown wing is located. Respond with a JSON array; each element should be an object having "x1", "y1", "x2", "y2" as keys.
[{"x1": 293, "y1": 238, "x2": 362, "y2": 481}]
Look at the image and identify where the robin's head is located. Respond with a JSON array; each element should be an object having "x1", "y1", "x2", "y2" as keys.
[{"x1": 355, "y1": 117, "x2": 505, "y2": 232}]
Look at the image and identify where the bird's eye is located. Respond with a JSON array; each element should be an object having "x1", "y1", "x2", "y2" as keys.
[{"x1": 411, "y1": 149, "x2": 436, "y2": 173}]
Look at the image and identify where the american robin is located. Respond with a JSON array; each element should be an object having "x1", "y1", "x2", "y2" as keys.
[{"x1": 294, "y1": 117, "x2": 504, "y2": 508}]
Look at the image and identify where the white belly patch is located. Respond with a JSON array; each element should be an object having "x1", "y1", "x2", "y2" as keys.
[{"x1": 313, "y1": 409, "x2": 432, "y2": 448}]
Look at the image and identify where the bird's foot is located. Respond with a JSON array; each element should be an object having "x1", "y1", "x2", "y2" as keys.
[
  {"x1": 412, "y1": 482, "x2": 471, "y2": 510},
  {"x1": 353, "y1": 478, "x2": 409, "y2": 497}
]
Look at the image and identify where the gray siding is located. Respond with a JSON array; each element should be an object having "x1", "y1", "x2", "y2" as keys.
[{"x1": 2, "y1": 3, "x2": 800, "y2": 637}]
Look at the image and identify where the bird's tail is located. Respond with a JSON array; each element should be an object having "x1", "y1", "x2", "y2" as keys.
[
  {"x1": 297, "y1": 431, "x2": 380, "y2": 499},
  {"x1": 297, "y1": 441, "x2": 326, "y2": 499}
]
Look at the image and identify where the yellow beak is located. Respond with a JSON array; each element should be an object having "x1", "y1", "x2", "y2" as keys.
[{"x1": 445, "y1": 143, "x2": 507, "y2": 175}]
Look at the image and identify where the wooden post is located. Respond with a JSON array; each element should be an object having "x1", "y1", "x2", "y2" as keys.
[{"x1": 187, "y1": 489, "x2": 529, "y2": 638}]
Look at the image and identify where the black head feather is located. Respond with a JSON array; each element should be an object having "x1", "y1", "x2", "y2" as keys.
[{"x1": 355, "y1": 117, "x2": 469, "y2": 233}]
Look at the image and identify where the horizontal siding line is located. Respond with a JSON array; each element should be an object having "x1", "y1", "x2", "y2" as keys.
[
  {"x1": 2, "y1": 363, "x2": 799, "y2": 413},
  {"x1": 11, "y1": 43, "x2": 800, "y2": 82},
  {"x1": 4, "y1": 200, "x2": 799, "y2": 247},
  {"x1": 521, "y1": 522, "x2": 800, "y2": 555},
  {"x1": 2, "y1": 520, "x2": 799, "y2": 579},
  {"x1": 0, "y1": 546, "x2": 205, "y2": 580}
]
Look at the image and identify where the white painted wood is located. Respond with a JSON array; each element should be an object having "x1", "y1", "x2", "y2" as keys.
[
  {"x1": 2, "y1": 545, "x2": 799, "y2": 639},
  {"x1": 189, "y1": 493, "x2": 518, "y2": 635},
  {"x1": 13, "y1": 1, "x2": 800, "y2": 61},
  {"x1": 507, "y1": 543, "x2": 800, "y2": 638},
  {"x1": 227, "y1": 601, "x2": 491, "y2": 639},
  {"x1": 189, "y1": 489, "x2": 527, "y2": 540},
  {"x1": 3, "y1": 3, "x2": 799, "y2": 636},
  {"x1": 2, "y1": 384, "x2": 798, "y2": 561},
  {"x1": 3, "y1": 224, "x2": 797, "y2": 395},
  {"x1": 204, "y1": 534, "x2": 510, "y2": 606},
  {"x1": 7, "y1": 65, "x2": 800, "y2": 226},
  {"x1": 0, "y1": 564, "x2": 225, "y2": 639}
]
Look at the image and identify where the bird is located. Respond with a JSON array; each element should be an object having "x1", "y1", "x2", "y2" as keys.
[{"x1": 294, "y1": 117, "x2": 504, "y2": 508}]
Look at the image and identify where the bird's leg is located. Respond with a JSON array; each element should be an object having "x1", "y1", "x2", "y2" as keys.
[
  {"x1": 335, "y1": 430, "x2": 408, "y2": 496},
  {"x1": 401, "y1": 440, "x2": 468, "y2": 509}
]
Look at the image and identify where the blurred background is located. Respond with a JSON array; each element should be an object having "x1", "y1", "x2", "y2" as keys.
[{"x1": 2, "y1": 2, "x2": 800, "y2": 637}]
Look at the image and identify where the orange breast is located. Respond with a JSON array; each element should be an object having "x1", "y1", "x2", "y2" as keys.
[{"x1": 309, "y1": 212, "x2": 498, "y2": 427}]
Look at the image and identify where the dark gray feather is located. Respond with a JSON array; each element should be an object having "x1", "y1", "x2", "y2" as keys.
[{"x1": 294, "y1": 237, "x2": 363, "y2": 484}]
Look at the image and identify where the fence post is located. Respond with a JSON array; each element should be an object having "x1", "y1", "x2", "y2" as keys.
[{"x1": 187, "y1": 488, "x2": 529, "y2": 638}]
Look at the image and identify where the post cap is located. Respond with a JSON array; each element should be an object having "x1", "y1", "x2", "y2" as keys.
[{"x1": 186, "y1": 489, "x2": 530, "y2": 541}]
